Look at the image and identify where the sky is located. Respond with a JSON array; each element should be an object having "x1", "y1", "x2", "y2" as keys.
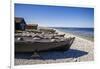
[{"x1": 15, "y1": 3, "x2": 94, "y2": 28}]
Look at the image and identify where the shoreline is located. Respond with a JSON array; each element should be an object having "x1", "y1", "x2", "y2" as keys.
[
  {"x1": 54, "y1": 29, "x2": 94, "y2": 43},
  {"x1": 15, "y1": 29, "x2": 94, "y2": 65}
]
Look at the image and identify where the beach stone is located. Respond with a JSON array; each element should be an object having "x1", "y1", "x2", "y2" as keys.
[{"x1": 15, "y1": 31, "x2": 94, "y2": 65}]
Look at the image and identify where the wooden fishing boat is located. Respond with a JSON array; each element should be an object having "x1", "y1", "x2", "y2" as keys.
[{"x1": 15, "y1": 35, "x2": 75, "y2": 52}]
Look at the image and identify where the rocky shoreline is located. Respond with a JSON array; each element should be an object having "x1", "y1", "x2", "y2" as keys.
[{"x1": 15, "y1": 30, "x2": 94, "y2": 65}]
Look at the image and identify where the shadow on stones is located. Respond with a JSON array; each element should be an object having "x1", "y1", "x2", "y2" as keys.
[{"x1": 15, "y1": 49, "x2": 88, "y2": 60}]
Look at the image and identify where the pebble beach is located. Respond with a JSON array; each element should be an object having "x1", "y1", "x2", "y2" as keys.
[{"x1": 15, "y1": 30, "x2": 94, "y2": 65}]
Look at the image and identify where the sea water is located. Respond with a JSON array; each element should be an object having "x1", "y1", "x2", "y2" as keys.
[{"x1": 53, "y1": 27, "x2": 94, "y2": 41}]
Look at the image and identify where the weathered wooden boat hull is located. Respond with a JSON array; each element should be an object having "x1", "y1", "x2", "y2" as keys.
[{"x1": 15, "y1": 37, "x2": 75, "y2": 52}]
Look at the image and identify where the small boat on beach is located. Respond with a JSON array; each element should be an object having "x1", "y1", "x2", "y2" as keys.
[
  {"x1": 15, "y1": 17, "x2": 75, "y2": 53},
  {"x1": 15, "y1": 34, "x2": 75, "y2": 52}
]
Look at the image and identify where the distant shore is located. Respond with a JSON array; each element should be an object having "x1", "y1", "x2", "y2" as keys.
[{"x1": 15, "y1": 29, "x2": 94, "y2": 65}]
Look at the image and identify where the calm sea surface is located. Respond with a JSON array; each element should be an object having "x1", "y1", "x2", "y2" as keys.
[{"x1": 52, "y1": 27, "x2": 94, "y2": 41}]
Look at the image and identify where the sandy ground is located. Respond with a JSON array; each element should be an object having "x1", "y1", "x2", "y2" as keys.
[{"x1": 15, "y1": 30, "x2": 94, "y2": 65}]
